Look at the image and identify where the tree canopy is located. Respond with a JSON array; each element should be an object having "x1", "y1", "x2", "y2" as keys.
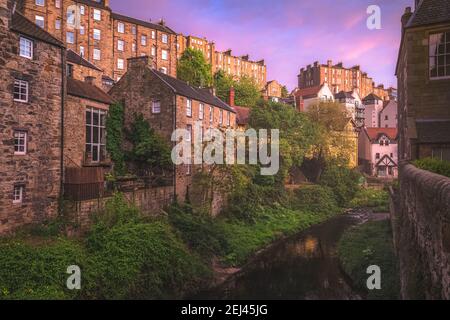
[
  {"x1": 213, "y1": 71, "x2": 261, "y2": 107},
  {"x1": 177, "y1": 48, "x2": 212, "y2": 87}
]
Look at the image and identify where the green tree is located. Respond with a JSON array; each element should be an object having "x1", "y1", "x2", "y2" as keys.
[
  {"x1": 177, "y1": 48, "x2": 212, "y2": 87},
  {"x1": 234, "y1": 76, "x2": 261, "y2": 107},
  {"x1": 213, "y1": 70, "x2": 235, "y2": 102},
  {"x1": 106, "y1": 102, "x2": 126, "y2": 175},
  {"x1": 281, "y1": 85, "x2": 289, "y2": 98}
]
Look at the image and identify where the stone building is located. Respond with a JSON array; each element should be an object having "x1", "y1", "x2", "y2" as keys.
[
  {"x1": 0, "y1": 1, "x2": 64, "y2": 234},
  {"x1": 298, "y1": 59, "x2": 394, "y2": 100},
  {"x1": 334, "y1": 89, "x2": 364, "y2": 126},
  {"x1": 109, "y1": 56, "x2": 237, "y2": 204},
  {"x1": 19, "y1": 0, "x2": 178, "y2": 81},
  {"x1": 262, "y1": 80, "x2": 283, "y2": 102},
  {"x1": 396, "y1": 0, "x2": 450, "y2": 161}
]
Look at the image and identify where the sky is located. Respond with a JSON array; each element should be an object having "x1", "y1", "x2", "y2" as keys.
[{"x1": 111, "y1": 0, "x2": 414, "y2": 91}]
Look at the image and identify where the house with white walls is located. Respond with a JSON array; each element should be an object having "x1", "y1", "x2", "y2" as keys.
[
  {"x1": 362, "y1": 93, "x2": 385, "y2": 128},
  {"x1": 294, "y1": 83, "x2": 334, "y2": 112}
]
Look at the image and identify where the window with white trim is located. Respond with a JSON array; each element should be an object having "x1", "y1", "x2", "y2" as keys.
[
  {"x1": 86, "y1": 107, "x2": 107, "y2": 163},
  {"x1": 159, "y1": 67, "x2": 167, "y2": 74},
  {"x1": 66, "y1": 31, "x2": 75, "y2": 44},
  {"x1": 151, "y1": 30, "x2": 155, "y2": 39},
  {"x1": 162, "y1": 49, "x2": 168, "y2": 60},
  {"x1": 36, "y1": 0, "x2": 44, "y2": 6},
  {"x1": 209, "y1": 106, "x2": 213, "y2": 124},
  {"x1": 93, "y1": 28, "x2": 101, "y2": 40},
  {"x1": 35, "y1": 15, "x2": 44, "y2": 28},
  {"x1": 79, "y1": 5, "x2": 84, "y2": 15},
  {"x1": 13, "y1": 185, "x2": 24, "y2": 204},
  {"x1": 152, "y1": 100, "x2": 161, "y2": 114},
  {"x1": 227, "y1": 111, "x2": 231, "y2": 126},
  {"x1": 93, "y1": 49, "x2": 101, "y2": 60},
  {"x1": 118, "y1": 39, "x2": 124, "y2": 51},
  {"x1": 14, "y1": 131, "x2": 27, "y2": 155},
  {"x1": 14, "y1": 79, "x2": 28, "y2": 103},
  {"x1": 132, "y1": 42, "x2": 136, "y2": 52},
  {"x1": 93, "y1": 9, "x2": 101, "y2": 21},
  {"x1": 56, "y1": 0, "x2": 61, "y2": 8},
  {"x1": 199, "y1": 103, "x2": 204, "y2": 120},
  {"x1": 118, "y1": 22, "x2": 125, "y2": 33},
  {"x1": 151, "y1": 45, "x2": 156, "y2": 56},
  {"x1": 219, "y1": 109, "x2": 223, "y2": 125},
  {"x1": 186, "y1": 99, "x2": 192, "y2": 117},
  {"x1": 79, "y1": 25, "x2": 85, "y2": 35},
  {"x1": 19, "y1": 37, "x2": 33, "y2": 59},
  {"x1": 79, "y1": 46, "x2": 85, "y2": 57},
  {"x1": 117, "y1": 58, "x2": 124, "y2": 70},
  {"x1": 141, "y1": 35, "x2": 147, "y2": 46},
  {"x1": 186, "y1": 125, "x2": 192, "y2": 142},
  {"x1": 55, "y1": 19, "x2": 61, "y2": 30},
  {"x1": 429, "y1": 31, "x2": 450, "y2": 79},
  {"x1": 162, "y1": 34, "x2": 168, "y2": 44}
]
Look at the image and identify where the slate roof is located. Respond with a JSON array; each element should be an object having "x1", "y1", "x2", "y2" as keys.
[
  {"x1": 11, "y1": 12, "x2": 64, "y2": 47},
  {"x1": 294, "y1": 84, "x2": 326, "y2": 99},
  {"x1": 334, "y1": 91, "x2": 354, "y2": 100},
  {"x1": 67, "y1": 49, "x2": 102, "y2": 71},
  {"x1": 365, "y1": 128, "x2": 398, "y2": 141},
  {"x1": 151, "y1": 69, "x2": 235, "y2": 113},
  {"x1": 112, "y1": 12, "x2": 176, "y2": 34},
  {"x1": 67, "y1": 78, "x2": 113, "y2": 105},
  {"x1": 233, "y1": 106, "x2": 251, "y2": 126},
  {"x1": 416, "y1": 120, "x2": 450, "y2": 143},
  {"x1": 362, "y1": 93, "x2": 383, "y2": 102},
  {"x1": 406, "y1": 0, "x2": 450, "y2": 28},
  {"x1": 76, "y1": 0, "x2": 110, "y2": 10}
]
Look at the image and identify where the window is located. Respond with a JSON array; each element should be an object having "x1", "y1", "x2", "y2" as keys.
[
  {"x1": 80, "y1": 5, "x2": 84, "y2": 15},
  {"x1": 67, "y1": 9, "x2": 75, "y2": 26},
  {"x1": 117, "y1": 58, "x2": 124, "y2": 70},
  {"x1": 152, "y1": 100, "x2": 161, "y2": 114},
  {"x1": 93, "y1": 9, "x2": 101, "y2": 21},
  {"x1": 186, "y1": 163, "x2": 191, "y2": 176},
  {"x1": 151, "y1": 30, "x2": 155, "y2": 39},
  {"x1": 141, "y1": 35, "x2": 147, "y2": 46},
  {"x1": 186, "y1": 99, "x2": 192, "y2": 117},
  {"x1": 13, "y1": 186, "x2": 24, "y2": 204},
  {"x1": 93, "y1": 48, "x2": 101, "y2": 60},
  {"x1": 19, "y1": 37, "x2": 33, "y2": 59},
  {"x1": 35, "y1": 15, "x2": 44, "y2": 28},
  {"x1": 67, "y1": 64, "x2": 73, "y2": 78},
  {"x1": 186, "y1": 125, "x2": 192, "y2": 142},
  {"x1": 219, "y1": 109, "x2": 223, "y2": 125},
  {"x1": 385, "y1": 115, "x2": 389, "y2": 120},
  {"x1": 118, "y1": 40, "x2": 124, "y2": 51},
  {"x1": 14, "y1": 79, "x2": 28, "y2": 102},
  {"x1": 14, "y1": 131, "x2": 27, "y2": 155},
  {"x1": 160, "y1": 67, "x2": 167, "y2": 74},
  {"x1": 376, "y1": 153, "x2": 380, "y2": 160},
  {"x1": 36, "y1": 0, "x2": 44, "y2": 6},
  {"x1": 79, "y1": 46, "x2": 85, "y2": 57},
  {"x1": 132, "y1": 26, "x2": 136, "y2": 35},
  {"x1": 227, "y1": 111, "x2": 231, "y2": 126},
  {"x1": 199, "y1": 103, "x2": 204, "y2": 120},
  {"x1": 55, "y1": 0, "x2": 61, "y2": 8},
  {"x1": 66, "y1": 31, "x2": 74, "y2": 44},
  {"x1": 118, "y1": 22, "x2": 125, "y2": 33},
  {"x1": 429, "y1": 31, "x2": 450, "y2": 79},
  {"x1": 151, "y1": 45, "x2": 156, "y2": 56},
  {"x1": 86, "y1": 107, "x2": 107, "y2": 163},
  {"x1": 79, "y1": 25, "x2": 85, "y2": 35},
  {"x1": 162, "y1": 34, "x2": 168, "y2": 43},
  {"x1": 55, "y1": 19, "x2": 61, "y2": 30},
  {"x1": 162, "y1": 49, "x2": 168, "y2": 60},
  {"x1": 93, "y1": 29, "x2": 101, "y2": 40},
  {"x1": 209, "y1": 106, "x2": 213, "y2": 123}
]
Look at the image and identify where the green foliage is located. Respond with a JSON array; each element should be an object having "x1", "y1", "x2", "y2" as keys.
[
  {"x1": 177, "y1": 48, "x2": 212, "y2": 87},
  {"x1": 281, "y1": 85, "x2": 289, "y2": 98},
  {"x1": 289, "y1": 185, "x2": 340, "y2": 215},
  {"x1": 168, "y1": 205, "x2": 229, "y2": 259},
  {"x1": 106, "y1": 102, "x2": 126, "y2": 175},
  {"x1": 127, "y1": 114, "x2": 172, "y2": 173},
  {"x1": 213, "y1": 71, "x2": 261, "y2": 107},
  {"x1": 350, "y1": 188, "x2": 389, "y2": 212},
  {"x1": 413, "y1": 157, "x2": 450, "y2": 177},
  {"x1": 338, "y1": 220, "x2": 400, "y2": 300},
  {"x1": 320, "y1": 165, "x2": 362, "y2": 207},
  {"x1": 0, "y1": 238, "x2": 86, "y2": 300},
  {"x1": 214, "y1": 70, "x2": 235, "y2": 102}
]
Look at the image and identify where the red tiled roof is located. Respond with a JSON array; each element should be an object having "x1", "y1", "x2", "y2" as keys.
[
  {"x1": 233, "y1": 106, "x2": 251, "y2": 126},
  {"x1": 67, "y1": 78, "x2": 113, "y2": 105},
  {"x1": 365, "y1": 128, "x2": 398, "y2": 141},
  {"x1": 294, "y1": 85, "x2": 324, "y2": 98}
]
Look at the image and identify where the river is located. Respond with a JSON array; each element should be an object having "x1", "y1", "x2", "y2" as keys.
[{"x1": 197, "y1": 210, "x2": 381, "y2": 300}]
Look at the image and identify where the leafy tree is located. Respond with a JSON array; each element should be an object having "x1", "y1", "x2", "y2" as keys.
[
  {"x1": 281, "y1": 85, "x2": 289, "y2": 98},
  {"x1": 234, "y1": 76, "x2": 261, "y2": 107},
  {"x1": 177, "y1": 48, "x2": 212, "y2": 87},
  {"x1": 213, "y1": 70, "x2": 235, "y2": 102},
  {"x1": 106, "y1": 102, "x2": 126, "y2": 175}
]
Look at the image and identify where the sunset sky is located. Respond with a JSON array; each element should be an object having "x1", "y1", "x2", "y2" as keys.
[{"x1": 111, "y1": 0, "x2": 414, "y2": 91}]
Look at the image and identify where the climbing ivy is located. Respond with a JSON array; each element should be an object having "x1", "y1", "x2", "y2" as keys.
[{"x1": 106, "y1": 102, "x2": 126, "y2": 175}]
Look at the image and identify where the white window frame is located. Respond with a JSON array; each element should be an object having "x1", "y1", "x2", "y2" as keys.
[
  {"x1": 14, "y1": 131, "x2": 27, "y2": 155},
  {"x1": 429, "y1": 31, "x2": 450, "y2": 80},
  {"x1": 79, "y1": 5, "x2": 85, "y2": 15},
  {"x1": 160, "y1": 67, "x2": 167, "y2": 74},
  {"x1": 118, "y1": 39, "x2": 124, "y2": 51},
  {"x1": 93, "y1": 9, "x2": 101, "y2": 21},
  {"x1": 219, "y1": 109, "x2": 223, "y2": 125},
  {"x1": 209, "y1": 106, "x2": 213, "y2": 124},
  {"x1": 227, "y1": 111, "x2": 231, "y2": 126},
  {"x1": 162, "y1": 34, "x2": 168, "y2": 44},
  {"x1": 35, "y1": 15, "x2": 44, "y2": 28},
  {"x1": 19, "y1": 37, "x2": 33, "y2": 59},
  {"x1": 86, "y1": 107, "x2": 107, "y2": 163},
  {"x1": 36, "y1": 0, "x2": 44, "y2": 6},
  {"x1": 118, "y1": 22, "x2": 125, "y2": 33},
  {"x1": 79, "y1": 46, "x2": 85, "y2": 57},
  {"x1": 186, "y1": 124, "x2": 192, "y2": 142},
  {"x1": 162, "y1": 49, "x2": 168, "y2": 61},
  {"x1": 55, "y1": 19, "x2": 61, "y2": 30},
  {"x1": 14, "y1": 79, "x2": 29, "y2": 103},
  {"x1": 93, "y1": 28, "x2": 101, "y2": 40},
  {"x1": 55, "y1": 0, "x2": 61, "y2": 8},
  {"x1": 132, "y1": 42, "x2": 136, "y2": 52},
  {"x1": 141, "y1": 35, "x2": 147, "y2": 46},
  {"x1": 13, "y1": 185, "x2": 24, "y2": 204},
  {"x1": 199, "y1": 103, "x2": 204, "y2": 120},
  {"x1": 152, "y1": 100, "x2": 161, "y2": 114},
  {"x1": 93, "y1": 48, "x2": 101, "y2": 60},
  {"x1": 151, "y1": 45, "x2": 156, "y2": 56},
  {"x1": 79, "y1": 25, "x2": 85, "y2": 35},
  {"x1": 151, "y1": 30, "x2": 156, "y2": 39},
  {"x1": 66, "y1": 31, "x2": 75, "y2": 44},
  {"x1": 117, "y1": 58, "x2": 124, "y2": 70},
  {"x1": 186, "y1": 99, "x2": 192, "y2": 117}
]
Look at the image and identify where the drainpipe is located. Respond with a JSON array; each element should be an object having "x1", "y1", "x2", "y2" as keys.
[
  {"x1": 173, "y1": 94, "x2": 177, "y2": 202},
  {"x1": 59, "y1": 47, "x2": 66, "y2": 215}
]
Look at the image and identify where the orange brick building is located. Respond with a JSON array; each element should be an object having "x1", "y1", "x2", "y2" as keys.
[
  {"x1": 19, "y1": 0, "x2": 178, "y2": 80},
  {"x1": 298, "y1": 60, "x2": 394, "y2": 100}
]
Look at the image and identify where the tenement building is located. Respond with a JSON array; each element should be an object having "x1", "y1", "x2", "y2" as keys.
[
  {"x1": 298, "y1": 60, "x2": 394, "y2": 100},
  {"x1": 0, "y1": 1, "x2": 64, "y2": 233},
  {"x1": 109, "y1": 56, "x2": 237, "y2": 208},
  {"x1": 396, "y1": 0, "x2": 450, "y2": 161},
  {"x1": 19, "y1": 0, "x2": 178, "y2": 81}
]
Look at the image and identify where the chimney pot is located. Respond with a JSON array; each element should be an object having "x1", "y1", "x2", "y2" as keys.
[{"x1": 229, "y1": 87, "x2": 235, "y2": 106}]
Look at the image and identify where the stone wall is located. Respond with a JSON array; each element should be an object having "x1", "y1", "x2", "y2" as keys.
[{"x1": 390, "y1": 162, "x2": 450, "y2": 299}]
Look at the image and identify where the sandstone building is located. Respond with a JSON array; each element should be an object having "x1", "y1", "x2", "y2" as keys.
[
  {"x1": 19, "y1": 0, "x2": 178, "y2": 81},
  {"x1": 109, "y1": 56, "x2": 237, "y2": 205},
  {"x1": 262, "y1": 80, "x2": 283, "y2": 102},
  {"x1": 0, "y1": 1, "x2": 64, "y2": 233},
  {"x1": 298, "y1": 60, "x2": 394, "y2": 100},
  {"x1": 396, "y1": 0, "x2": 450, "y2": 161}
]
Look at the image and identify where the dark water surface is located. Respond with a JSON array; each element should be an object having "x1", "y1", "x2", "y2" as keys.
[{"x1": 198, "y1": 211, "x2": 369, "y2": 300}]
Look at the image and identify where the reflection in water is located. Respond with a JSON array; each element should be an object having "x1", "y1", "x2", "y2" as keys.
[{"x1": 198, "y1": 213, "x2": 366, "y2": 300}]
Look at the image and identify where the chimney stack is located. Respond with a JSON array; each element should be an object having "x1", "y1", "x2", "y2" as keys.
[
  {"x1": 127, "y1": 55, "x2": 153, "y2": 70},
  {"x1": 229, "y1": 87, "x2": 235, "y2": 106},
  {"x1": 103, "y1": 0, "x2": 110, "y2": 7},
  {"x1": 85, "y1": 76, "x2": 96, "y2": 86},
  {"x1": 327, "y1": 60, "x2": 333, "y2": 67},
  {"x1": 401, "y1": 7, "x2": 413, "y2": 31}
]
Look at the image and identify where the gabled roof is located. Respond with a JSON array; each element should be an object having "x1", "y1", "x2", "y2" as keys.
[
  {"x1": 150, "y1": 69, "x2": 235, "y2": 113},
  {"x1": 67, "y1": 78, "x2": 113, "y2": 105},
  {"x1": 376, "y1": 154, "x2": 398, "y2": 168},
  {"x1": 11, "y1": 12, "x2": 64, "y2": 47},
  {"x1": 381, "y1": 100, "x2": 397, "y2": 112},
  {"x1": 294, "y1": 84, "x2": 327, "y2": 99},
  {"x1": 112, "y1": 12, "x2": 176, "y2": 34},
  {"x1": 362, "y1": 93, "x2": 382, "y2": 102},
  {"x1": 233, "y1": 106, "x2": 251, "y2": 126},
  {"x1": 365, "y1": 128, "x2": 398, "y2": 141},
  {"x1": 416, "y1": 119, "x2": 450, "y2": 143},
  {"x1": 67, "y1": 49, "x2": 102, "y2": 71},
  {"x1": 406, "y1": 0, "x2": 450, "y2": 28},
  {"x1": 334, "y1": 91, "x2": 354, "y2": 100}
]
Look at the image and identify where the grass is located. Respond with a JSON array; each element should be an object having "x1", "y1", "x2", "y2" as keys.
[
  {"x1": 349, "y1": 188, "x2": 390, "y2": 212},
  {"x1": 338, "y1": 220, "x2": 400, "y2": 300}
]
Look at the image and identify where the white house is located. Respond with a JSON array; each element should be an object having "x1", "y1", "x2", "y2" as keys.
[
  {"x1": 379, "y1": 100, "x2": 398, "y2": 128},
  {"x1": 362, "y1": 93, "x2": 384, "y2": 128},
  {"x1": 334, "y1": 89, "x2": 364, "y2": 126},
  {"x1": 294, "y1": 83, "x2": 334, "y2": 112}
]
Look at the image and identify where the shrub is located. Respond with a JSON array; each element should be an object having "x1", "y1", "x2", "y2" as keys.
[
  {"x1": 320, "y1": 165, "x2": 362, "y2": 207},
  {"x1": 289, "y1": 185, "x2": 340, "y2": 215},
  {"x1": 350, "y1": 188, "x2": 389, "y2": 212},
  {"x1": 413, "y1": 157, "x2": 450, "y2": 178}
]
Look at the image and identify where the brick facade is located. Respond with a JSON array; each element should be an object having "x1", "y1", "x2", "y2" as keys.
[{"x1": 0, "y1": 2, "x2": 64, "y2": 233}]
